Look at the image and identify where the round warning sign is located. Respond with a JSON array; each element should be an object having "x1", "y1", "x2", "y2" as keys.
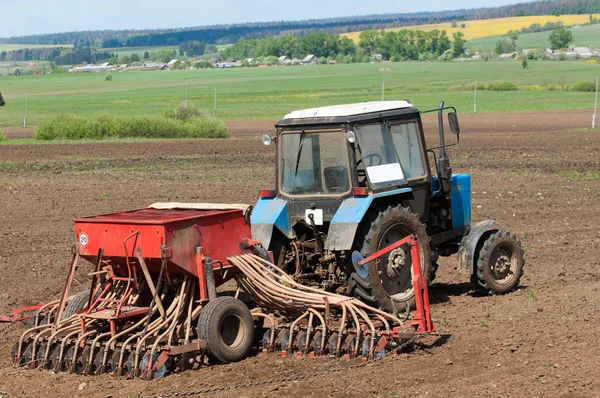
[{"x1": 79, "y1": 233, "x2": 89, "y2": 246}]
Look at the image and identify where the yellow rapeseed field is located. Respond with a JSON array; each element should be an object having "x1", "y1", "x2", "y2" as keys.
[{"x1": 343, "y1": 14, "x2": 600, "y2": 42}]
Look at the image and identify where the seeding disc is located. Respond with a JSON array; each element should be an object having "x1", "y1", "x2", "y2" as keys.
[
  {"x1": 106, "y1": 349, "x2": 121, "y2": 374},
  {"x1": 328, "y1": 333, "x2": 340, "y2": 355},
  {"x1": 296, "y1": 331, "x2": 308, "y2": 352},
  {"x1": 141, "y1": 351, "x2": 167, "y2": 379},
  {"x1": 179, "y1": 352, "x2": 197, "y2": 371},
  {"x1": 11, "y1": 342, "x2": 24, "y2": 366},
  {"x1": 279, "y1": 330, "x2": 290, "y2": 352},
  {"x1": 23, "y1": 343, "x2": 34, "y2": 365},
  {"x1": 93, "y1": 349, "x2": 109, "y2": 374},
  {"x1": 50, "y1": 345, "x2": 62, "y2": 370},
  {"x1": 312, "y1": 332, "x2": 324, "y2": 355},
  {"x1": 261, "y1": 329, "x2": 275, "y2": 351}
]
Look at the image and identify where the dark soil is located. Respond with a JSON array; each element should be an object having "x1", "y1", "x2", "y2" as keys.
[{"x1": 0, "y1": 110, "x2": 599, "y2": 398}]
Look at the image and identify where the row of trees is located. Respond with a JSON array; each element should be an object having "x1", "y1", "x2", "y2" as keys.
[
  {"x1": 223, "y1": 30, "x2": 465, "y2": 62},
  {"x1": 0, "y1": 46, "x2": 114, "y2": 65}
]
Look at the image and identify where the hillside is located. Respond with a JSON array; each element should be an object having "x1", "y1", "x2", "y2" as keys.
[
  {"x1": 1, "y1": 0, "x2": 600, "y2": 47},
  {"x1": 468, "y1": 22, "x2": 600, "y2": 51},
  {"x1": 343, "y1": 14, "x2": 600, "y2": 42}
]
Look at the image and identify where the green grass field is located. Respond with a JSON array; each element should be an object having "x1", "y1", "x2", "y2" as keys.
[
  {"x1": 103, "y1": 46, "x2": 178, "y2": 58},
  {"x1": 0, "y1": 60, "x2": 598, "y2": 128},
  {"x1": 468, "y1": 23, "x2": 600, "y2": 52}
]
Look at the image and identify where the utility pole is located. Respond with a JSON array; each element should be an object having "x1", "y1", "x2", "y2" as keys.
[
  {"x1": 23, "y1": 90, "x2": 28, "y2": 128},
  {"x1": 593, "y1": 76, "x2": 598, "y2": 129},
  {"x1": 185, "y1": 82, "x2": 189, "y2": 108},
  {"x1": 213, "y1": 85, "x2": 217, "y2": 117},
  {"x1": 381, "y1": 70, "x2": 386, "y2": 101},
  {"x1": 474, "y1": 81, "x2": 477, "y2": 114}
]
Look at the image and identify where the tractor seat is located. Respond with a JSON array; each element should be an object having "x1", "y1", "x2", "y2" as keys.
[{"x1": 323, "y1": 166, "x2": 350, "y2": 193}]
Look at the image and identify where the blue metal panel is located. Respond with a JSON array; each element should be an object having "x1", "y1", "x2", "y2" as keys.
[
  {"x1": 450, "y1": 174, "x2": 471, "y2": 229},
  {"x1": 330, "y1": 188, "x2": 413, "y2": 224},
  {"x1": 325, "y1": 187, "x2": 412, "y2": 250},
  {"x1": 250, "y1": 198, "x2": 290, "y2": 248}
]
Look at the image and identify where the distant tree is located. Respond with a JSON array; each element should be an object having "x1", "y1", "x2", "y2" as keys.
[
  {"x1": 522, "y1": 59, "x2": 528, "y2": 68},
  {"x1": 337, "y1": 36, "x2": 357, "y2": 56},
  {"x1": 105, "y1": 73, "x2": 112, "y2": 81},
  {"x1": 204, "y1": 44, "x2": 218, "y2": 54},
  {"x1": 121, "y1": 55, "x2": 131, "y2": 64},
  {"x1": 452, "y1": 31, "x2": 466, "y2": 57},
  {"x1": 461, "y1": 23, "x2": 466, "y2": 28},
  {"x1": 451, "y1": 21, "x2": 458, "y2": 28},
  {"x1": 549, "y1": 28, "x2": 574, "y2": 49},
  {"x1": 507, "y1": 30, "x2": 519, "y2": 51},
  {"x1": 0, "y1": 92, "x2": 5, "y2": 107},
  {"x1": 358, "y1": 30, "x2": 381, "y2": 55},
  {"x1": 143, "y1": 51, "x2": 150, "y2": 59},
  {"x1": 130, "y1": 53, "x2": 140, "y2": 62},
  {"x1": 179, "y1": 41, "x2": 206, "y2": 57},
  {"x1": 494, "y1": 39, "x2": 513, "y2": 54}
]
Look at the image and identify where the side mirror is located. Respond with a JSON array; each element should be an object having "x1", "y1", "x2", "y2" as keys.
[{"x1": 448, "y1": 112, "x2": 460, "y2": 135}]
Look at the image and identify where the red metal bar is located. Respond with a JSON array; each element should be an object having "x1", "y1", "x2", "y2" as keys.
[
  {"x1": 195, "y1": 248, "x2": 209, "y2": 302},
  {"x1": 408, "y1": 236, "x2": 435, "y2": 333},
  {"x1": 54, "y1": 251, "x2": 80, "y2": 327},
  {"x1": 0, "y1": 304, "x2": 44, "y2": 323},
  {"x1": 357, "y1": 234, "x2": 435, "y2": 334},
  {"x1": 357, "y1": 235, "x2": 413, "y2": 267}
]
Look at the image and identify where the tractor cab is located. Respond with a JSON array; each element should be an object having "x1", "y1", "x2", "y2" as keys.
[{"x1": 254, "y1": 101, "x2": 456, "y2": 250}]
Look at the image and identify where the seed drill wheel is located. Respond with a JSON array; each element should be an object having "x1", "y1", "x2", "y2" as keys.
[
  {"x1": 354, "y1": 205, "x2": 431, "y2": 312},
  {"x1": 62, "y1": 290, "x2": 91, "y2": 320},
  {"x1": 197, "y1": 297, "x2": 254, "y2": 364},
  {"x1": 475, "y1": 230, "x2": 525, "y2": 294}
]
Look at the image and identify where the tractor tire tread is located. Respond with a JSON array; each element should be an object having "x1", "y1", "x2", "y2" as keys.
[
  {"x1": 355, "y1": 204, "x2": 432, "y2": 312},
  {"x1": 197, "y1": 296, "x2": 254, "y2": 364},
  {"x1": 475, "y1": 230, "x2": 525, "y2": 294}
]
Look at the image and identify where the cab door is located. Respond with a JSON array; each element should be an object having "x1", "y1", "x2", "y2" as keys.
[{"x1": 388, "y1": 120, "x2": 431, "y2": 222}]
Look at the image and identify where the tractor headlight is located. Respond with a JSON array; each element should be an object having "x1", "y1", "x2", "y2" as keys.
[
  {"x1": 261, "y1": 135, "x2": 272, "y2": 146},
  {"x1": 346, "y1": 131, "x2": 356, "y2": 144}
]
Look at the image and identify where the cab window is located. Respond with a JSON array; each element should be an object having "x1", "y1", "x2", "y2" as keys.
[{"x1": 389, "y1": 121, "x2": 426, "y2": 179}]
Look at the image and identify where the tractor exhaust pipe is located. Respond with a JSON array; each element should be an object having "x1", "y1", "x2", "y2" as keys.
[{"x1": 437, "y1": 101, "x2": 452, "y2": 194}]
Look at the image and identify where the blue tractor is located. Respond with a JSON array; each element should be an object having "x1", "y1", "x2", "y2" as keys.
[{"x1": 251, "y1": 101, "x2": 524, "y2": 312}]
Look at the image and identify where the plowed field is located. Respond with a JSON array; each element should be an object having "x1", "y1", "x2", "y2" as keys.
[{"x1": 1, "y1": 110, "x2": 599, "y2": 398}]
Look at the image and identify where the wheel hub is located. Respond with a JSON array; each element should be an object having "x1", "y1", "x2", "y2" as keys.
[
  {"x1": 386, "y1": 248, "x2": 407, "y2": 279},
  {"x1": 491, "y1": 250, "x2": 512, "y2": 280}
]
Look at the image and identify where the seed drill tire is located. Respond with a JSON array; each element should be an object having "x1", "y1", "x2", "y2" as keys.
[
  {"x1": 62, "y1": 290, "x2": 91, "y2": 319},
  {"x1": 475, "y1": 230, "x2": 525, "y2": 294},
  {"x1": 353, "y1": 205, "x2": 431, "y2": 312},
  {"x1": 197, "y1": 297, "x2": 255, "y2": 364}
]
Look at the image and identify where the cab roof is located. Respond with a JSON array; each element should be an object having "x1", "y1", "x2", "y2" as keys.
[{"x1": 276, "y1": 101, "x2": 418, "y2": 128}]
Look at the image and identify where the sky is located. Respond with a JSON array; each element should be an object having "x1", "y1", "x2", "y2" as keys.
[{"x1": 1, "y1": 0, "x2": 532, "y2": 38}]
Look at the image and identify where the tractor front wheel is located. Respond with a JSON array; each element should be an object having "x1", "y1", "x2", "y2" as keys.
[
  {"x1": 353, "y1": 205, "x2": 431, "y2": 312},
  {"x1": 475, "y1": 230, "x2": 524, "y2": 294}
]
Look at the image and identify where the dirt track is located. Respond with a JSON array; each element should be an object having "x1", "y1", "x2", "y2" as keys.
[{"x1": 1, "y1": 110, "x2": 599, "y2": 398}]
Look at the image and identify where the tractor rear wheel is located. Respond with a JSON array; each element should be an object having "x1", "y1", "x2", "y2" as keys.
[
  {"x1": 197, "y1": 297, "x2": 254, "y2": 364},
  {"x1": 475, "y1": 230, "x2": 524, "y2": 294},
  {"x1": 353, "y1": 205, "x2": 431, "y2": 312}
]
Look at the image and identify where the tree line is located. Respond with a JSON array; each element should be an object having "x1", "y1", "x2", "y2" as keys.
[
  {"x1": 223, "y1": 30, "x2": 464, "y2": 62},
  {"x1": 2, "y1": 0, "x2": 598, "y2": 47},
  {"x1": 0, "y1": 46, "x2": 115, "y2": 65}
]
